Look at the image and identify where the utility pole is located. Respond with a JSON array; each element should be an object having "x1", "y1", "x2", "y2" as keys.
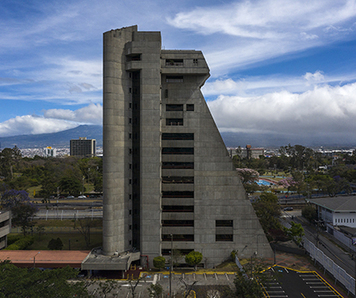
[{"x1": 169, "y1": 234, "x2": 173, "y2": 297}]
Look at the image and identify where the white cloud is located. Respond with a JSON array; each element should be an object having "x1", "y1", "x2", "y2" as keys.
[
  {"x1": 43, "y1": 103, "x2": 102, "y2": 124},
  {"x1": 0, "y1": 103, "x2": 102, "y2": 137},
  {"x1": 207, "y1": 82, "x2": 356, "y2": 136},
  {"x1": 167, "y1": 0, "x2": 356, "y2": 74},
  {"x1": 203, "y1": 71, "x2": 344, "y2": 97},
  {"x1": 0, "y1": 115, "x2": 78, "y2": 137}
]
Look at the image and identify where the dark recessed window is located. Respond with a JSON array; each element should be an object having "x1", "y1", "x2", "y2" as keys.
[
  {"x1": 165, "y1": 59, "x2": 183, "y2": 66},
  {"x1": 162, "y1": 162, "x2": 194, "y2": 169},
  {"x1": 186, "y1": 104, "x2": 194, "y2": 111},
  {"x1": 216, "y1": 234, "x2": 233, "y2": 242},
  {"x1": 162, "y1": 249, "x2": 193, "y2": 255},
  {"x1": 166, "y1": 118, "x2": 183, "y2": 126},
  {"x1": 165, "y1": 89, "x2": 168, "y2": 98},
  {"x1": 166, "y1": 104, "x2": 183, "y2": 111},
  {"x1": 162, "y1": 205, "x2": 194, "y2": 212},
  {"x1": 162, "y1": 234, "x2": 194, "y2": 241},
  {"x1": 162, "y1": 220, "x2": 194, "y2": 227},
  {"x1": 162, "y1": 133, "x2": 194, "y2": 140},
  {"x1": 193, "y1": 59, "x2": 198, "y2": 65},
  {"x1": 162, "y1": 147, "x2": 194, "y2": 155},
  {"x1": 127, "y1": 54, "x2": 141, "y2": 61},
  {"x1": 216, "y1": 220, "x2": 233, "y2": 227},
  {"x1": 162, "y1": 191, "x2": 194, "y2": 198},
  {"x1": 162, "y1": 176, "x2": 194, "y2": 184},
  {"x1": 166, "y1": 76, "x2": 183, "y2": 83}
]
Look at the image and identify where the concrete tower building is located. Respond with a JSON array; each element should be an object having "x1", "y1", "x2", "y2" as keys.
[{"x1": 103, "y1": 26, "x2": 272, "y2": 268}]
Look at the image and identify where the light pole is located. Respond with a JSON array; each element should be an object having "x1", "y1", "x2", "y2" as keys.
[
  {"x1": 33, "y1": 251, "x2": 40, "y2": 269},
  {"x1": 250, "y1": 251, "x2": 257, "y2": 278},
  {"x1": 169, "y1": 234, "x2": 173, "y2": 297}
]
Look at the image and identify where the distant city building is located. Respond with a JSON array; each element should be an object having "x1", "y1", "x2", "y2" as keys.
[
  {"x1": 70, "y1": 137, "x2": 96, "y2": 157},
  {"x1": 0, "y1": 211, "x2": 11, "y2": 249},
  {"x1": 86, "y1": 26, "x2": 272, "y2": 272},
  {"x1": 229, "y1": 146, "x2": 265, "y2": 159},
  {"x1": 43, "y1": 146, "x2": 57, "y2": 157}
]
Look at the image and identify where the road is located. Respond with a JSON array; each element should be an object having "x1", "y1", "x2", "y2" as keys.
[{"x1": 283, "y1": 210, "x2": 355, "y2": 277}]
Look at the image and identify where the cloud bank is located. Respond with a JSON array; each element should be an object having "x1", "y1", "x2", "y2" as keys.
[
  {"x1": 0, "y1": 103, "x2": 102, "y2": 137},
  {"x1": 208, "y1": 81, "x2": 356, "y2": 137}
]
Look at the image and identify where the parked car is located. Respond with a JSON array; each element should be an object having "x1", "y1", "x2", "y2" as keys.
[
  {"x1": 283, "y1": 207, "x2": 293, "y2": 211},
  {"x1": 66, "y1": 195, "x2": 75, "y2": 199},
  {"x1": 78, "y1": 195, "x2": 87, "y2": 199}
]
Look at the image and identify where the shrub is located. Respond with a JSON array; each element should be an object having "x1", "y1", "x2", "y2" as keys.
[
  {"x1": 153, "y1": 256, "x2": 166, "y2": 270},
  {"x1": 5, "y1": 236, "x2": 34, "y2": 250}
]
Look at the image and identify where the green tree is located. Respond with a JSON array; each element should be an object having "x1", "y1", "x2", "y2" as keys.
[
  {"x1": 302, "y1": 205, "x2": 317, "y2": 223},
  {"x1": 185, "y1": 251, "x2": 203, "y2": 271},
  {"x1": 0, "y1": 261, "x2": 91, "y2": 298},
  {"x1": 48, "y1": 237, "x2": 64, "y2": 250},
  {"x1": 147, "y1": 283, "x2": 163, "y2": 298},
  {"x1": 252, "y1": 192, "x2": 281, "y2": 236},
  {"x1": 0, "y1": 189, "x2": 37, "y2": 236},
  {"x1": 59, "y1": 175, "x2": 82, "y2": 196},
  {"x1": 234, "y1": 270, "x2": 263, "y2": 298},
  {"x1": 11, "y1": 203, "x2": 37, "y2": 236},
  {"x1": 153, "y1": 256, "x2": 166, "y2": 270},
  {"x1": 285, "y1": 221, "x2": 304, "y2": 245}
]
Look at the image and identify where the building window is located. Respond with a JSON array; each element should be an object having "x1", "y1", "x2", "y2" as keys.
[
  {"x1": 162, "y1": 133, "x2": 194, "y2": 140},
  {"x1": 165, "y1": 59, "x2": 183, "y2": 66},
  {"x1": 216, "y1": 220, "x2": 233, "y2": 227},
  {"x1": 162, "y1": 205, "x2": 194, "y2": 212},
  {"x1": 162, "y1": 162, "x2": 194, "y2": 169},
  {"x1": 166, "y1": 118, "x2": 183, "y2": 126},
  {"x1": 162, "y1": 220, "x2": 194, "y2": 227},
  {"x1": 166, "y1": 76, "x2": 184, "y2": 83},
  {"x1": 129, "y1": 118, "x2": 132, "y2": 124},
  {"x1": 162, "y1": 234, "x2": 194, "y2": 241},
  {"x1": 129, "y1": 164, "x2": 132, "y2": 169},
  {"x1": 162, "y1": 191, "x2": 194, "y2": 198},
  {"x1": 129, "y1": 225, "x2": 132, "y2": 230},
  {"x1": 186, "y1": 104, "x2": 194, "y2": 111},
  {"x1": 162, "y1": 148, "x2": 194, "y2": 155},
  {"x1": 216, "y1": 234, "x2": 233, "y2": 242},
  {"x1": 129, "y1": 103, "x2": 132, "y2": 109},
  {"x1": 127, "y1": 54, "x2": 141, "y2": 61},
  {"x1": 193, "y1": 58, "x2": 198, "y2": 65},
  {"x1": 129, "y1": 133, "x2": 132, "y2": 139},
  {"x1": 129, "y1": 179, "x2": 132, "y2": 184},
  {"x1": 165, "y1": 89, "x2": 168, "y2": 98},
  {"x1": 129, "y1": 88, "x2": 132, "y2": 93},
  {"x1": 162, "y1": 176, "x2": 194, "y2": 184},
  {"x1": 166, "y1": 104, "x2": 183, "y2": 111}
]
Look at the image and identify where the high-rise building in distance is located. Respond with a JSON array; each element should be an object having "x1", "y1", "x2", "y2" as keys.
[
  {"x1": 102, "y1": 26, "x2": 272, "y2": 268},
  {"x1": 70, "y1": 137, "x2": 96, "y2": 157}
]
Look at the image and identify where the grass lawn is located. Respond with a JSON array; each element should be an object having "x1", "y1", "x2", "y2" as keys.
[{"x1": 10, "y1": 232, "x2": 103, "y2": 250}]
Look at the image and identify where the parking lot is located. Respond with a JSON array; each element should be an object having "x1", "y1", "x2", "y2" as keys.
[{"x1": 261, "y1": 266, "x2": 344, "y2": 298}]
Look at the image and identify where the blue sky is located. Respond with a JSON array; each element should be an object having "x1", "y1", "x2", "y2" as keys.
[{"x1": 1, "y1": 0, "x2": 356, "y2": 143}]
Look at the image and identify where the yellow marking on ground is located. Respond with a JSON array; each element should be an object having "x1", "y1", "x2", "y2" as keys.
[
  {"x1": 301, "y1": 293, "x2": 306, "y2": 298},
  {"x1": 312, "y1": 271, "x2": 344, "y2": 298}
]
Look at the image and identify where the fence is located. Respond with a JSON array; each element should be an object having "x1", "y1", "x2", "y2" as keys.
[
  {"x1": 33, "y1": 209, "x2": 103, "y2": 220},
  {"x1": 304, "y1": 237, "x2": 355, "y2": 295}
]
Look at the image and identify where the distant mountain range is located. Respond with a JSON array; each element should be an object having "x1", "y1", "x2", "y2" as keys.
[
  {"x1": 0, "y1": 125, "x2": 355, "y2": 149},
  {"x1": 0, "y1": 125, "x2": 103, "y2": 149}
]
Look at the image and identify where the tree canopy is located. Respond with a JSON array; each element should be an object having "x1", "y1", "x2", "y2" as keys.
[{"x1": 0, "y1": 261, "x2": 91, "y2": 298}]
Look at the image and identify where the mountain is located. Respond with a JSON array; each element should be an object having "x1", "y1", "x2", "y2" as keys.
[
  {"x1": 0, "y1": 125, "x2": 355, "y2": 150},
  {"x1": 0, "y1": 125, "x2": 103, "y2": 149}
]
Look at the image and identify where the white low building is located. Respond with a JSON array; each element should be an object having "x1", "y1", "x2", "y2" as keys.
[{"x1": 307, "y1": 196, "x2": 356, "y2": 228}]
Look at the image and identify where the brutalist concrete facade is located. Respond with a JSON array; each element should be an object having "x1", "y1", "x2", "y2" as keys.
[{"x1": 103, "y1": 25, "x2": 272, "y2": 268}]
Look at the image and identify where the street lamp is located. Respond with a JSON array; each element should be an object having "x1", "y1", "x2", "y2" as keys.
[
  {"x1": 33, "y1": 251, "x2": 40, "y2": 269},
  {"x1": 250, "y1": 251, "x2": 257, "y2": 278},
  {"x1": 169, "y1": 234, "x2": 173, "y2": 297}
]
